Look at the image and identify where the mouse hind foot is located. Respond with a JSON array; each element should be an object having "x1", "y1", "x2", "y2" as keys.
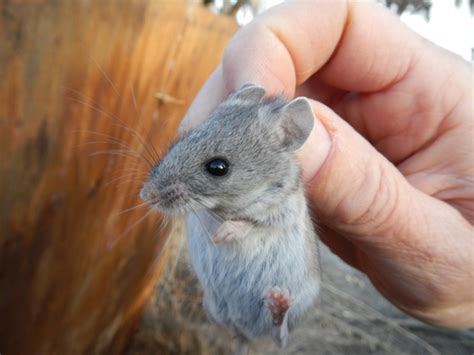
[{"x1": 264, "y1": 286, "x2": 291, "y2": 348}]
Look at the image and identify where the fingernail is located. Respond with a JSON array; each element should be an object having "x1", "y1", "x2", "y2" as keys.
[{"x1": 296, "y1": 102, "x2": 332, "y2": 182}]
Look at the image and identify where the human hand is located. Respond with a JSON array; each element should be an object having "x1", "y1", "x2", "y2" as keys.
[{"x1": 180, "y1": 1, "x2": 474, "y2": 328}]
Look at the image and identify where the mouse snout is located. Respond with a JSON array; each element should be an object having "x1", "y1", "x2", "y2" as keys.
[
  {"x1": 140, "y1": 180, "x2": 188, "y2": 211},
  {"x1": 159, "y1": 183, "x2": 186, "y2": 201},
  {"x1": 140, "y1": 182, "x2": 160, "y2": 204}
]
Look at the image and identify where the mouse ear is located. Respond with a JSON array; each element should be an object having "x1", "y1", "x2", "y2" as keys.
[
  {"x1": 278, "y1": 97, "x2": 315, "y2": 151},
  {"x1": 230, "y1": 83, "x2": 266, "y2": 103}
]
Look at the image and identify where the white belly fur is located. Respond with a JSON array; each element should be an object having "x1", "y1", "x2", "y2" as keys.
[{"x1": 185, "y1": 210, "x2": 320, "y2": 340}]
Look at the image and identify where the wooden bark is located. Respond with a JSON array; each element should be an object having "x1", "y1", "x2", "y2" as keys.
[{"x1": 0, "y1": 1, "x2": 236, "y2": 354}]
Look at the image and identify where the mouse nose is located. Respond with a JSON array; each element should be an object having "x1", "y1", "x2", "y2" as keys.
[{"x1": 140, "y1": 182, "x2": 159, "y2": 203}]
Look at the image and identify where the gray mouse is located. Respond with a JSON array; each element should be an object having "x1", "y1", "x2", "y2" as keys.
[{"x1": 140, "y1": 84, "x2": 321, "y2": 354}]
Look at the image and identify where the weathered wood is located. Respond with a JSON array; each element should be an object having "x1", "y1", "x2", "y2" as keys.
[{"x1": 0, "y1": 1, "x2": 236, "y2": 354}]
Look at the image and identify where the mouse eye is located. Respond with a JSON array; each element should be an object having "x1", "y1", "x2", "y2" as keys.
[{"x1": 205, "y1": 158, "x2": 229, "y2": 177}]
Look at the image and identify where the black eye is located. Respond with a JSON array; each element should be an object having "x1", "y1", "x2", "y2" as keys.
[{"x1": 205, "y1": 158, "x2": 229, "y2": 177}]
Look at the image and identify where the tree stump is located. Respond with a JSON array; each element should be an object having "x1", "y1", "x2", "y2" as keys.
[{"x1": 0, "y1": 1, "x2": 236, "y2": 354}]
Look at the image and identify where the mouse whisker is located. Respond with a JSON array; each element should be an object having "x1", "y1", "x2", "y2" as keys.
[
  {"x1": 107, "y1": 167, "x2": 150, "y2": 181},
  {"x1": 113, "y1": 167, "x2": 149, "y2": 175},
  {"x1": 107, "y1": 179, "x2": 147, "y2": 189},
  {"x1": 82, "y1": 147, "x2": 152, "y2": 172},
  {"x1": 87, "y1": 56, "x2": 122, "y2": 98},
  {"x1": 114, "y1": 199, "x2": 157, "y2": 216},
  {"x1": 67, "y1": 60, "x2": 159, "y2": 162},
  {"x1": 191, "y1": 199, "x2": 226, "y2": 224},
  {"x1": 103, "y1": 173, "x2": 148, "y2": 188},
  {"x1": 129, "y1": 84, "x2": 163, "y2": 164},
  {"x1": 107, "y1": 207, "x2": 156, "y2": 249},
  {"x1": 78, "y1": 139, "x2": 143, "y2": 153},
  {"x1": 89, "y1": 149, "x2": 153, "y2": 169},
  {"x1": 74, "y1": 130, "x2": 156, "y2": 167},
  {"x1": 130, "y1": 85, "x2": 140, "y2": 116},
  {"x1": 74, "y1": 129, "x2": 140, "y2": 152},
  {"x1": 67, "y1": 95, "x2": 160, "y2": 164}
]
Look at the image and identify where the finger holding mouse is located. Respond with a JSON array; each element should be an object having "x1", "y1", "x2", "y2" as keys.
[{"x1": 181, "y1": 0, "x2": 474, "y2": 328}]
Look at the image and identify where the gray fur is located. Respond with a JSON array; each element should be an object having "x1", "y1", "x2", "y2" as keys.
[
  {"x1": 141, "y1": 84, "x2": 320, "y2": 347},
  {"x1": 229, "y1": 83, "x2": 266, "y2": 103},
  {"x1": 279, "y1": 97, "x2": 314, "y2": 150}
]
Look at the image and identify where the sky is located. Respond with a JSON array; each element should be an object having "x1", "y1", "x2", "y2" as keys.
[{"x1": 401, "y1": 0, "x2": 473, "y2": 61}]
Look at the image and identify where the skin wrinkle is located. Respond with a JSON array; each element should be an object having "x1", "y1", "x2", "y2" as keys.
[
  {"x1": 347, "y1": 162, "x2": 400, "y2": 236},
  {"x1": 331, "y1": 154, "x2": 374, "y2": 227},
  {"x1": 400, "y1": 130, "x2": 473, "y2": 217},
  {"x1": 360, "y1": 217, "x2": 467, "y2": 312},
  {"x1": 356, "y1": 93, "x2": 438, "y2": 162},
  {"x1": 413, "y1": 202, "x2": 472, "y2": 279},
  {"x1": 364, "y1": 261, "x2": 437, "y2": 314},
  {"x1": 383, "y1": 36, "x2": 420, "y2": 92},
  {"x1": 317, "y1": 2, "x2": 415, "y2": 93},
  {"x1": 333, "y1": 92, "x2": 369, "y2": 137},
  {"x1": 350, "y1": 19, "x2": 381, "y2": 90},
  {"x1": 418, "y1": 64, "x2": 465, "y2": 145},
  {"x1": 400, "y1": 132, "x2": 464, "y2": 182},
  {"x1": 330, "y1": 41, "x2": 418, "y2": 148},
  {"x1": 317, "y1": 226, "x2": 361, "y2": 269},
  {"x1": 434, "y1": 66, "x2": 462, "y2": 122}
]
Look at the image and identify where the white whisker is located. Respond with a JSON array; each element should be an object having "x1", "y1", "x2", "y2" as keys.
[
  {"x1": 104, "y1": 172, "x2": 148, "y2": 188},
  {"x1": 107, "y1": 207, "x2": 156, "y2": 249},
  {"x1": 68, "y1": 96, "x2": 160, "y2": 164},
  {"x1": 88, "y1": 56, "x2": 121, "y2": 97},
  {"x1": 89, "y1": 149, "x2": 153, "y2": 168},
  {"x1": 114, "y1": 199, "x2": 158, "y2": 216}
]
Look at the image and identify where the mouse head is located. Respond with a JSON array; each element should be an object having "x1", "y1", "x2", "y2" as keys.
[{"x1": 140, "y1": 84, "x2": 314, "y2": 217}]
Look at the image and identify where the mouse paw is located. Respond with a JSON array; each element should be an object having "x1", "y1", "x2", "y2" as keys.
[
  {"x1": 264, "y1": 286, "x2": 291, "y2": 348},
  {"x1": 264, "y1": 287, "x2": 291, "y2": 326},
  {"x1": 212, "y1": 220, "x2": 252, "y2": 244}
]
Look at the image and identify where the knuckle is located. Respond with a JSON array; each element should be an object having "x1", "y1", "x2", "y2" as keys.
[{"x1": 335, "y1": 161, "x2": 400, "y2": 236}]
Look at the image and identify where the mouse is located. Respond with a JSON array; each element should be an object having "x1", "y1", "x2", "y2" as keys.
[{"x1": 140, "y1": 83, "x2": 321, "y2": 354}]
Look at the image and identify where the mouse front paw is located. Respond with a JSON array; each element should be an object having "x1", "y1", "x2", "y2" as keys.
[{"x1": 212, "y1": 220, "x2": 252, "y2": 244}]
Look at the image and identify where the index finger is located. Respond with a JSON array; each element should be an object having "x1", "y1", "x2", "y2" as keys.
[{"x1": 181, "y1": 0, "x2": 418, "y2": 130}]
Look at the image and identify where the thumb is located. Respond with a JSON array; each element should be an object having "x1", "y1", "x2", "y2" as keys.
[
  {"x1": 300, "y1": 101, "x2": 474, "y2": 328},
  {"x1": 299, "y1": 100, "x2": 410, "y2": 239},
  {"x1": 299, "y1": 100, "x2": 467, "y2": 249}
]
